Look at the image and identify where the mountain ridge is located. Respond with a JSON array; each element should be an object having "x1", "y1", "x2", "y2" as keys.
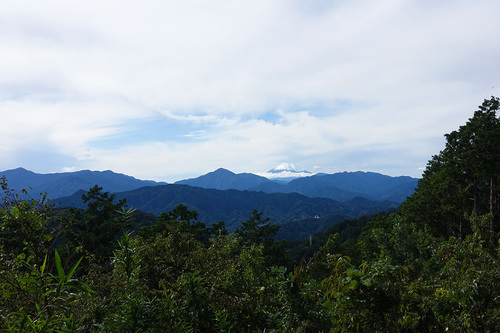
[
  {"x1": 175, "y1": 168, "x2": 418, "y2": 203},
  {"x1": 175, "y1": 168, "x2": 271, "y2": 190},
  {"x1": 1, "y1": 166, "x2": 411, "y2": 240},
  {"x1": 0, "y1": 167, "x2": 167, "y2": 198},
  {"x1": 1, "y1": 167, "x2": 418, "y2": 204},
  {"x1": 55, "y1": 183, "x2": 399, "y2": 239}
]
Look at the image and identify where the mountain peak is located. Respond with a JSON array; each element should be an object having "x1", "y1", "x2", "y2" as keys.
[
  {"x1": 258, "y1": 163, "x2": 313, "y2": 180},
  {"x1": 212, "y1": 168, "x2": 235, "y2": 175},
  {"x1": 175, "y1": 168, "x2": 270, "y2": 191},
  {"x1": 268, "y1": 163, "x2": 309, "y2": 174}
]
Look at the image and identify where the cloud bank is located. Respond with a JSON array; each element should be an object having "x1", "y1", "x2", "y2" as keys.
[{"x1": 1, "y1": 0, "x2": 499, "y2": 181}]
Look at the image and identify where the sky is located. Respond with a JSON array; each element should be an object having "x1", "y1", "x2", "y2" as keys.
[{"x1": 1, "y1": 0, "x2": 500, "y2": 183}]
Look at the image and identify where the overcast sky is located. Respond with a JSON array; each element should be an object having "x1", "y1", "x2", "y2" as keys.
[{"x1": 1, "y1": 0, "x2": 499, "y2": 182}]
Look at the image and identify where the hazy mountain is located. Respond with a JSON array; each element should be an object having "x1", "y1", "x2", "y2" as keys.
[
  {"x1": 177, "y1": 168, "x2": 418, "y2": 204},
  {"x1": 175, "y1": 168, "x2": 272, "y2": 190},
  {"x1": 2, "y1": 167, "x2": 418, "y2": 205},
  {"x1": 2, "y1": 167, "x2": 412, "y2": 239},
  {"x1": 55, "y1": 184, "x2": 398, "y2": 234},
  {"x1": 0, "y1": 167, "x2": 166, "y2": 198},
  {"x1": 265, "y1": 171, "x2": 419, "y2": 203}
]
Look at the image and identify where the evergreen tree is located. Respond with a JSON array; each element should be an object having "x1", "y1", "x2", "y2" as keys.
[
  {"x1": 402, "y1": 96, "x2": 500, "y2": 237},
  {"x1": 63, "y1": 185, "x2": 129, "y2": 261},
  {"x1": 139, "y1": 203, "x2": 227, "y2": 242},
  {"x1": 235, "y1": 210, "x2": 287, "y2": 266}
]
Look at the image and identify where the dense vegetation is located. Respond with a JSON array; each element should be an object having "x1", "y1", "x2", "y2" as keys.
[{"x1": 1, "y1": 97, "x2": 499, "y2": 332}]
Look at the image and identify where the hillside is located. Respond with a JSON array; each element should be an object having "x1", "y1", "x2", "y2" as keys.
[
  {"x1": 269, "y1": 171, "x2": 418, "y2": 203},
  {"x1": 0, "y1": 167, "x2": 166, "y2": 198},
  {"x1": 175, "y1": 168, "x2": 272, "y2": 190},
  {"x1": 176, "y1": 169, "x2": 418, "y2": 203},
  {"x1": 1, "y1": 167, "x2": 418, "y2": 204},
  {"x1": 55, "y1": 184, "x2": 398, "y2": 235}
]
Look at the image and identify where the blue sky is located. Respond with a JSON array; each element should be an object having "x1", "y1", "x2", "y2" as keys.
[{"x1": 1, "y1": 0, "x2": 500, "y2": 182}]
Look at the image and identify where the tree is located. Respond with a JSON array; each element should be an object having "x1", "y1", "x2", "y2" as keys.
[
  {"x1": 139, "y1": 204, "x2": 227, "y2": 242},
  {"x1": 235, "y1": 210, "x2": 287, "y2": 266},
  {"x1": 0, "y1": 179, "x2": 93, "y2": 331},
  {"x1": 0, "y1": 176, "x2": 69, "y2": 273},
  {"x1": 63, "y1": 185, "x2": 129, "y2": 261},
  {"x1": 402, "y1": 96, "x2": 500, "y2": 237}
]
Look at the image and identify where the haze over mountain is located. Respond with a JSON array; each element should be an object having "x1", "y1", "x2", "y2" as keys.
[
  {"x1": 255, "y1": 171, "x2": 418, "y2": 203},
  {"x1": 175, "y1": 163, "x2": 314, "y2": 189},
  {"x1": 56, "y1": 183, "x2": 398, "y2": 239},
  {"x1": 0, "y1": 167, "x2": 166, "y2": 199},
  {"x1": 2, "y1": 166, "x2": 418, "y2": 204},
  {"x1": 175, "y1": 168, "x2": 271, "y2": 190},
  {"x1": 2, "y1": 166, "x2": 415, "y2": 239},
  {"x1": 175, "y1": 167, "x2": 418, "y2": 203}
]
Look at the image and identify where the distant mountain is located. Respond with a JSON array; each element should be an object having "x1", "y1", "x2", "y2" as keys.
[
  {"x1": 176, "y1": 168, "x2": 418, "y2": 204},
  {"x1": 55, "y1": 184, "x2": 398, "y2": 235},
  {"x1": 258, "y1": 162, "x2": 313, "y2": 180},
  {"x1": 255, "y1": 171, "x2": 419, "y2": 203},
  {"x1": 2, "y1": 167, "x2": 418, "y2": 205},
  {"x1": 0, "y1": 167, "x2": 167, "y2": 198},
  {"x1": 175, "y1": 168, "x2": 272, "y2": 190}
]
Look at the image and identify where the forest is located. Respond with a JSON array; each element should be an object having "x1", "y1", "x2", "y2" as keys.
[{"x1": 1, "y1": 97, "x2": 499, "y2": 332}]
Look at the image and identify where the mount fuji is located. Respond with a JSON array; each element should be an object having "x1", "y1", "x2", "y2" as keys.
[{"x1": 258, "y1": 163, "x2": 313, "y2": 180}]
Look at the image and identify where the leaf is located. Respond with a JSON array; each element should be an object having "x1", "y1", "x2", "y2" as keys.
[
  {"x1": 40, "y1": 254, "x2": 47, "y2": 276},
  {"x1": 348, "y1": 279, "x2": 358, "y2": 290},
  {"x1": 17, "y1": 311, "x2": 27, "y2": 333},
  {"x1": 41, "y1": 289, "x2": 55, "y2": 298},
  {"x1": 54, "y1": 250, "x2": 66, "y2": 283},
  {"x1": 67, "y1": 281, "x2": 95, "y2": 294},
  {"x1": 66, "y1": 256, "x2": 83, "y2": 282},
  {"x1": 361, "y1": 278, "x2": 372, "y2": 287},
  {"x1": 55, "y1": 281, "x2": 63, "y2": 298}
]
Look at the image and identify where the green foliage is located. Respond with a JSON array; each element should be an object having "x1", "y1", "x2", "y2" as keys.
[
  {"x1": 235, "y1": 210, "x2": 287, "y2": 267},
  {"x1": 1, "y1": 96, "x2": 499, "y2": 332},
  {"x1": 62, "y1": 185, "x2": 130, "y2": 261},
  {"x1": 318, "y1": 213, "x2": 500, "y2": 332},
  {"x1": 402, "y1": 96, "x2": 500, "y2": 238},
  {"x1": 235, "y1": 210, "x2": 279, "y2": 244},
  {"x1": 429, "y1": 213, "x2": 500, "y2": 331},
  {"x1": 0, "y1": 176, "x2": 64, "y2": 267},
  {"x1": 139, "y1": 203, "x2": 227, "y2": 243},
  {"x1": 286, "y1": 213, "x2": 386, "y2": 265},
  {"x1": 0, "y1": 249, "x2": 93, "y2": 331},
  {"x1": 0, "y1": 178, "x2": 94, "y2": 331}
]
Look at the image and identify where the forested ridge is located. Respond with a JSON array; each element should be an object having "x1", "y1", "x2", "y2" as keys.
[{"x1": 1, "y1": 97, "x2": 499, "y2": 332}]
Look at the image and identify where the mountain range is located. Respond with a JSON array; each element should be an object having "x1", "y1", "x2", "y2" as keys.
[
  {"x1": 55, "y1": 184, "x2": 398, "y2": 239},
  {"x1": 1, "y1": 166, "x2": 418, "y2": 240},
  {"x1": 175, "y1": 167, "x2": 417, "y2": 203},
  {"x1": 0, "y1": 167, "x2": 166, "y2": 199}
]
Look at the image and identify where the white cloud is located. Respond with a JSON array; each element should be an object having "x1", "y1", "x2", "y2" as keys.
[
  {"x1": 1, "y1": 0, "x2": 499, "y2": 180},
  {"x1": 61, "y1": 166, "x2": 76, "y2": 173}
]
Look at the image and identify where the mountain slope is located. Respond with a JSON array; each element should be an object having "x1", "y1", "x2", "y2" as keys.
[
  {"x1": 252, "y1": 171, "x2": 418, "y2": 203},
  {"x1": 175, "y1": 168, "x2": 272, "y2": 190},
  {"x1": 2, "y1": 167, "x2": 418, "y2": 205},
  {"x1": 0, "y1": 167, "x2": 166, "y2": 198},
  {"x1": 56, "y1": 184, "x2": 398, "y2": 233},
  {"x1": 174, "y1": 168, "x2": 418, "y2": 203}
]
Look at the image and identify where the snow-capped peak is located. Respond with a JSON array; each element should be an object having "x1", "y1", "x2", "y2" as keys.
[
  {"x1": 257, "y1": 163, "x2": 313, "y2": 180},
  {"x1": 268, "y1": 162, "x2": 308, "y2": 174}
]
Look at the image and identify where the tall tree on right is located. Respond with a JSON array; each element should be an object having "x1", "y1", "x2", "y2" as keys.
[{"x1": 402, "y1": 96, "x2": 500, "y2": 238}]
